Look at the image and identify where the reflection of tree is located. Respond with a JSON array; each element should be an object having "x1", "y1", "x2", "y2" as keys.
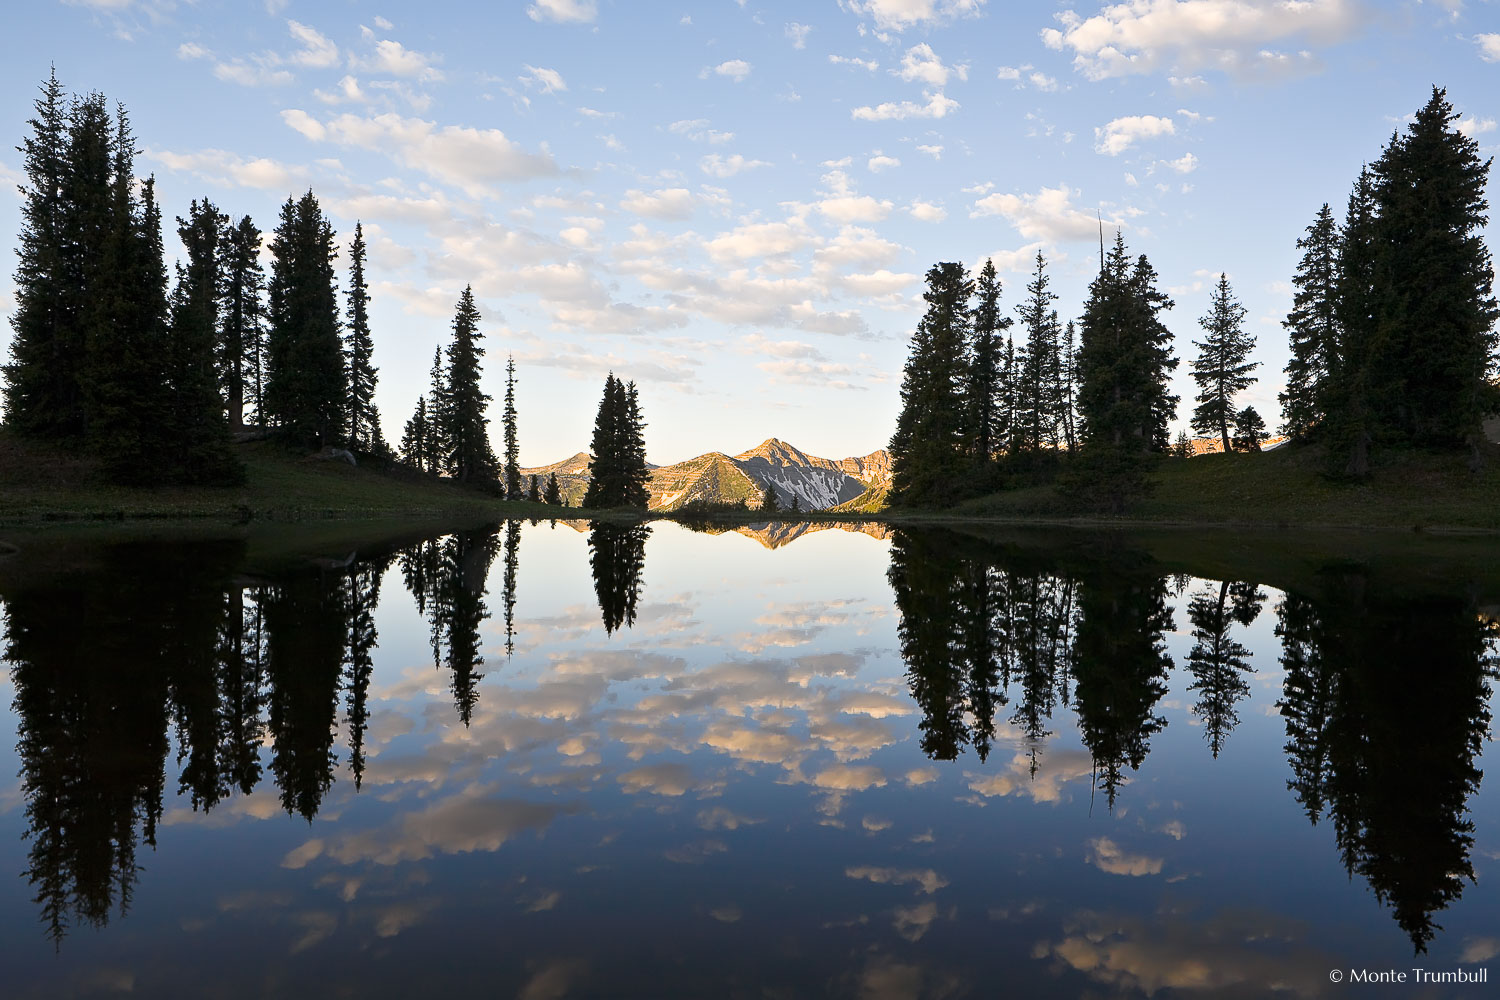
[
  {"x1": 1003, "y1": 574, "x2": 1075, "y2": 776},
  {"x1": 502, "y1": 519, "x2": 519, "y2": 657},
  {"x1": 1185, "y1": 580, "x2": 1255, "y2": 758},
  {"x1": 344, "y1": 556, "x2": 391, "y2": 790},
  {"x1": 1072, "y1": 572, "x2": 1173, "y2": 809},
  {"x1": 1277, "y1": 580, "x2": 1497, "y2": 953},
  {"x1": 399, "y1": 527, "x2": 503, "y2": 726},
  {"x1": 889, "y1": 531, "x2": 969, "y2": 760},
  {"x1": 589, "y1": 522, "x2": 650, "y2": 635},
  {"x1": 1227, "y1": 580, "x2": 1267, "y2": 626},
  {"x1": 4, "y1": 543, "x2": 240, "y2": 944}
]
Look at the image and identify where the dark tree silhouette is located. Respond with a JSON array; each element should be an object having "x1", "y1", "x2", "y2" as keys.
[
  {"x1": 265, "y1": 190, "x2": 344, "y2": 447},
  {"x1": 588, "y1": 522, "x2": 650, "y2": 633}
]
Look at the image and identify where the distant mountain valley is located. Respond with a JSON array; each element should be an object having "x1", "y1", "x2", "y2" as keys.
[{"x1": 520, "y1": 438, "x2": 891, "y2": 512}]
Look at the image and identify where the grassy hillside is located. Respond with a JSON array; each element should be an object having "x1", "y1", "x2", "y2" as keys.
[
  {"x1": 944, "y1": 442, "x2": 1500, "y2": 532},
  {"x1": 0, "y1": 433, "x2": 559, "y2": 524}
]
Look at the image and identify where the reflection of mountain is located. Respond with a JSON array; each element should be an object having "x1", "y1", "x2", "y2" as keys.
[
  {"x1": 734, "y1": 520, "x2": 891, "y2": 549},
  {"x1": 1277, "y1": 582, "x2": 1497, "y2": 953},
  {"x1": 523, "y1": 438, "x2": 891, "y2": 512}
]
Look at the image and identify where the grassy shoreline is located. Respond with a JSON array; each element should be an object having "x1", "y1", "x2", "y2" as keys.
[{"x1": 5, "y1": 432, "x2": 1500, "y2": 536}]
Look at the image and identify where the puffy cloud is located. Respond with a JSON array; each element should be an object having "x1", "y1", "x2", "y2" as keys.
[
  {"x1": 281, "y1": 109, "x2": 326, "y2": 140},
  {"x1": 714, "y1": 59, "x2": 752, "y2": 82},
  {"x1": 840, "y1": 0, "x2": 987, "y2": 32},
  {"x1": 619, "y1": 187, "x2": 698, "y2": 220},
  {"x1": 829, "y1": 54, "x2": 879, "y2": 71},
  {"x1": 845, "y1": 865, "x2": 949, "y2": 894},
  {"x1": 617, "y1": 762, "x2": 709, "y2": 796},
  {"x1": 908, "y1": 200, "x2": 946, "y2": 222},
  {"x1": 299, "y1": 111, "x2": 558, "y2": 196},
  {"x1": 520, "y1": 65, "x2": 567, "y2": 93},
  {"x1": 1161, "y1": 151, "x2": 1198, "y2": 173},
  {"x1": 704, "y1": 218, "x2": 816, "y2": 261},
  {"x1": 528, "y1": 0, "x2": 597, "y2": 23},
  {"x1": 785, "y1": 21, "x2": 812, "y2": 48},
  {"x1": 286, "y1": 19, "x2": 339, "y2": 68},
  {"x1": 1029, "y1": 71, "x2": 1058, "y2": 91},
  {"x1": 314, "y1": 75, "x2": 369, "y2": 104},
  {"x1": 867, "y1": 153, "x2": 900, "y2": 172},
  {"x1": 916, "y1": 143, "x2": 942, "y2": 158},
  {"x1": 811, "y1": 764, "x2": 888, "y2": 790},
  {"x1": 145, "y1": 147, "x2": 304, "y2": 190},
  {"x1": 970, "y1": 184, "x2": 1123, "y2": 242},
  {"x1": 1087, "y1": 836, "x2": 1164, "y2": 876},
  {"x1": 1095, "y1": 114, "x2": 1176, "y2": 155},
  {"x1": 1458, "y1": 116, "x2": 1497, "y2": 137},
  {"x1": 852, "y1": 91, "x2": 959, "y2": 121},
  {"x1": 1478, "y1": 34, "x2": 1500, "y2": 63},
  {"x1": 700, "y1": 153, "x2": 771, "y2": 178},
  {"x1": 1042, "y1": 0, "x2": 1365, "y2": 81},
  {"x1": 896, "y1": 43, "x2": 965, "y2": 87},
  {"x1": 359, "y1": 36, "x2": 444, "y2": 81},
  {"x1": 996, "y1": 65, "x2": 1022, "y2": 80}
]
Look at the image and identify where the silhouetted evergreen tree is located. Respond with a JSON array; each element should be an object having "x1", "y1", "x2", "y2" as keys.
[
  {"x1": 166, "y1": 197, "x2": 243, "y2": 484},
  {"x1": 1279, "y1": 204, "x2": 1340, "y2": 440},
  {"x1": 623, "y1": 381, "x2": 650, "y2": 506},
  {"x1": 1014, "y1": 251, "x2": 1062, "y2": 457},
  {"x1": 1189, "y1": 273, "x2": 1257, "y2": 454},
  {"x1": 1328, "y1": 167, "x2": 1381, "y2": 476},
  {"x1": 528, "y1": 474, "x2": 540, "y2": 503},
  {"x1": 502, "y1": 355, "x2": 521, "y2": 497},
  {"x1": 265, "y1": 190, "x2": 344, "y2": 447},
  {"x1": 889, "y1": 262, "x2": 972, "y2": 507},
  {"x1": 399, "y1": 396, "x2": 433, "y2": 472},
  {"x1": 544, "y1": 472, "x2": 562, "y2": 505},
  {"x1": 965, "y1": 258, "x2": 1010, "y2": 469},
  {"x1": 758, "y1": 482, "x2": 780, "y2": 513},
  {"x1": 584, "y1": 374, "x2": 649, "y2": 508},
  {"x1": 436, "y1": 286, "x2": 497, "y2": 482},
  {"x1": 1233, "y1": 405, "x2": 1268, "y2": 451},
  {"x1": 1059, "y1": 320, "x2": 1078, "y2": 453},
  {"x1": 344, "y1": 222, "x2": 381, "y2": 452},
  {"x1": 501, "y1": 520, "x2": 520, "y2": 658},
  {"x1": 343, "y1": 558, "x2": 386, "y2": 791},
  {"x1": 219, "y1": 215, "x2": 264, "y2": 430}
]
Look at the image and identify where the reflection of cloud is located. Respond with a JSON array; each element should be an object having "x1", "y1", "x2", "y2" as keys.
[
  {"x1": 813, "y1": 764, "x2": 888, "y2": 791},
  {"x1": 283, "y1": 791, "x2": 574, "y2": 867},
  {"x1": 710, "y1": 905, "x2": 742, "y2": 922},
  {"x1": 862, "y1": 816, "x2": 892, "y2": 832},
  {"x1": 903, "y1": 768, "x2": 938, "y2": 785},
  {"x1": 858, "y1": 957, "x2": 923, "y2": 1000},
  {"x1": 1461, "y1": 937, "x2": 1500, "y2": 962},
  {"x1": 846, "y1": 865, "x2": 949, "y2": 895},
  {"x1": 1159, "y1": 819, "x2": 1186, "y2": 840},
  {"x1": 1087, "y1": 837, "x2": 1163, "y2": 877},
  {"x1": 617, "y1": 763, "x2": 711, "y2": 797},
  {"x1": 290, "y1": 911, "x2": 338, "y2": 953},
  {"x1": 519, "y1": 959, "x2": 589, "y2": 1000},
  {"x1": 1036, "y1": 908, "x2": 1331, "y2": 997},
  {"x1": 697, "y1": 806, "x2": 762, "y2": 830},
  {"x1": 893, "y1": 901, "x2": 942, "y2": 941},
  {"x1": 521, "y1": 890, "x2": 562, "y2": 913},
  {"x1": 374, "y1": 899, "x2": 437, "y2": 936},
  {"x1": 964, "y1": 748, "x2": 1094, "y2": 804},
  {"x1": 664, "y1": 839, "x2": 729, "y2": 864}
]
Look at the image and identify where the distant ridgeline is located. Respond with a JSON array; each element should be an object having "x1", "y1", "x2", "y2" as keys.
[{"x1": 521, "y1": 438, "x2": 891, "y2": 513}]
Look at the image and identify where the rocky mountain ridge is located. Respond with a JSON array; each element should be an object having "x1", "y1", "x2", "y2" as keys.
[{"x1": 519, "y1": 438, "x2": 891, "y2": 511}]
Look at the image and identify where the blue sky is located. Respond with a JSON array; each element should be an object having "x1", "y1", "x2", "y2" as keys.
[{"x1": 1, "y1": 0, "x2": 1497, "y2": 464}]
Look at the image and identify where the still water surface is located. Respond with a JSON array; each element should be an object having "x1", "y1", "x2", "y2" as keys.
[{"x1": 0, "y1": 520, "x2": 1496, "y2": 998}]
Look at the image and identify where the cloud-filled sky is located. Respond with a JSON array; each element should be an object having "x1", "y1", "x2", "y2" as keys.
[{"x1": 1, "y1": 0, "x2": 1497, "y2": 464}]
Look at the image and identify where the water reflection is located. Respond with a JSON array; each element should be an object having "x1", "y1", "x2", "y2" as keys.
[{"x1": 0, "y1": 520, "x2": 1496, "y2": 986}]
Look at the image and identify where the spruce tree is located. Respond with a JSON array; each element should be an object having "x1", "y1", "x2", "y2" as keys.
[
  {"x1": 528, "y1": 474, "x2": 540, "y2": 503},
  {"x1": 1328, "y1": 167, "x2": 1380, "y2": 476},
  {"x1": 264, "y1": 190, "x2": 344, "y2": 447},
  {"x1": 544, "y1": 472, "x2": 562, "y2": 505},
  {"x1": 622, "y1": 381, "x2": 649, "y2": 507},
  {"x1": 1189, "y1": 274, "x2": 1257, "y2": 454},
  {"x1": 400, "y1": 396, "x2": 431, "y2": 472},
  {"x1": 344, "y1": 222, "x2": 380, "y2": 451},
  {"x1": 166, "y1": 197, "x2": 242, "y2": 484},
  {"x1": 219, "y1": 215, "x2": 264, "y2": 430},
  {"x1": 889, "y1": 262, "x2": 972, "y2": 507},
  {"x1": 437, "y1": 285, "x2": 497, "y2": 482},
  {"x1": 1060, "y1": 320, "x2": 1078, "y2": 452},
  {"x1": 965, "y1": 258, "x2": 1010, "y2": 466},
  {"x1": 1234, "y1": 406, "x2": 1269, "y2": 451},
  {"x1": 3, "y1": 70, "x2": 68, "y2": 435},
  {"x1": 1280, "y1": 204, "x2": 1340, "y2": 440},
  {"x1": 502, "y1": 355, "x2": 521, "y2": 498},
  {"x1": 1013, "y1": 251, "x2": 1061, "y2": 456},
  {"x1": 759, "y1": 482, "x2": 780, "y2": 513},
  {"x1": 584, "y1": 374, "x2": 622, "y2": 508},
  {"x1": 425, "y1": 345, "x2": 449, "y2": 470},
  {"x1": 1367, "y1": 87, "x2": 1498, "y2": 450}
]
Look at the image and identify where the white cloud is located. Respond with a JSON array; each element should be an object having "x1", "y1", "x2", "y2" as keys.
[
  {"x1": 299, "y1": 111, "x2": 558, "y2": 196},
  {"x1": 715, "y1": 59, "x2": 752, "y2": 82},
  {"x1": 785, "y1": 21, "x2": 812, "y2": 48},
  {"x1": 145, "y1": 147, "x2": 303, "y2": 191},
  {"x1": 1475, "y1": 33, "x2": 1500, "y2": 62},
  {"x1": 1162, "y1": 151, "x2": 1198, "y2": 173},
  {"x1": 374, "y1": 15, "x2": 394, "y2": 30},
  {"x1": 1029, "y1": 71, "x2": 1058, "y2": 91},
  {"x1": 830, "y1": 55, "x2": 879, "y2": 71},
  {"x1": 916, "y1": 144, "x2": 942, "y2": 158},
  {"x1": 908, "y1": 200, "x2": 946, "y2": 222},
  {"x1": 620, "y1": 187, "x2": 697, "y2": 220},
  {"x1": 528, "y1": 0, "x2": 597, "y2": 23},
  {"x1": 844, "y1": 865, "x2": 948, "y2": 894},
  {"x1": 214, "y1": 62, "x2": 293, "y2": 87},
  {"x1": 360, "y1": 37, "x2": 444, "y2": 81},
  {"x1": 840, "y1": 0, "x2": 987, "y2": 32},
  {"x1": 1042, "y1": 0, "x2": 1364, "y2": 81},
  {"x1": 281, "y1": 109, "x2": 327, "y2": 140},
  {"x1": 867, "y1": 153, "x2": 900, "y2": 172},
  {"x1": 704, "y1": 219, "x2": 816, "y2": 261},
  {"x1": 314, "y1": 75, "x2": 369, "y2": 104},
  {"x1": 177, "y1": 42, "x2": 210, "y2": 60},
  {"x1": 286, "y1": 19, "x2": 339, "y2": 68},
  {"x1": 700, "y1": 153, "x2": 770, "y2": 177},
  {"x1": 1094, "y1": 114, "x2": 1176, "y2": 155},
  {"x1": 520, "y1": 65, "x2": 567, "y2": 94},
  {"x1": 996, "y1": 65, "x2": 1021, "y2": 80},
  {"x1": 1458, "y1": 116, "x2": 1497, "y2": 137},
  {"x1": 897, "y1": 43, "x2": 965, "y2": 87},
  {"x1": 668, "y1": 119, "x2": 734, "y2": 144},
  {"x1": 970, "y1": 184, "x2": 1121, "y2": 242},
  {"x1": 852, "y1": 91, "x2": 958, "y2": 122},
  {"x1": 1087, "y1": 837, "x2": 1164, "y2": 877}
]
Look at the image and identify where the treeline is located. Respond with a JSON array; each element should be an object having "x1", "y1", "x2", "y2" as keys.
[
  {"x1": 1279, "y1": 87, "x2": 1498, "y2": 474},
  {"x1": 890, "y1": 86, "x2": 1496, "y2": 509}
]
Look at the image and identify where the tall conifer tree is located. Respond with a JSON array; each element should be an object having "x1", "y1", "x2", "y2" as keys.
[
  {"x1": 1014, "y1": 251, "x2": 1062, "y2": 456},
  {"x1": 344, "y1": 222, "x2": 380, "y2": 452},
  {"x1": 219, "y1": 215, "x2": 264, "y2": 430},
  {"x1": 965, "y1": 258, "x2": 1009, "y2": 466},
  {"x1": 1280, "y1": 204, "x2": 1341, "y2": 440},
  {"x1": 889, "y1": 262, "x2": 972, "y2": 507},
  {"x1": 1189, "y1": 274, "x2": 1257, "y2": 454},
  {"x1": 436, "y1": 286, "x2": 496, "y2": 482},
  {"x1": 502, "y1": 356, "x2": 521, "y2": 498},
  {"x1": 265, "y1": 190, "x2": 344, "y2": 446}
]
